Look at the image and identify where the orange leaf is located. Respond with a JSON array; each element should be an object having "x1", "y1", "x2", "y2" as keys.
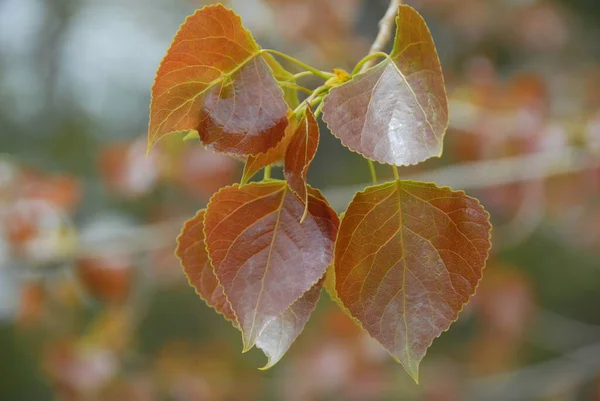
[
  {"x1": 334, "y1": 180, "x2": 491, "y2": 382},
  {"x1": 204, "y1": 182, "x2": 339, "y2": 350},
  {"x1": 322, "y1": 5, "x2": 448, "y2": 166},
  {"x1": 176, "y1": 208, "x2": 326, "y2": 368},
  {"x1": 148, "y1": 4, "x2": 289, "y2": 156},
  {"x1": 284, "y1": 106, "x2": 319, "y2": 210}
]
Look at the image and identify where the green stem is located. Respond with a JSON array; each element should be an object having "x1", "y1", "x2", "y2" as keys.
[
  {"x1": 277, "y1": 81, "x2": 313, "y2": 94},
  {"x1": 392, "y1": 165, "x2": 400, "y2": 181},
  {"x1": 352, "y1": 51, "x2": 390, "y2": 75},
  {"x1": 261, "y1": 49, "x2": 334, "y2": 81},
  {"x1": 368, "y1": 160, "x2": 378, "y2": 185},
  {"x1": 263, "y1": 165, "x2": 272, "y2": 181},
  {"x1": 293, "y1": 71, "x2": 318, "y2": 80},
  {"x1": 314, "y1": 101, "x2": 325, "y2": 118}
]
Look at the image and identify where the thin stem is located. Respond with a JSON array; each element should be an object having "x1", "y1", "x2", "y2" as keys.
[
  {"x1": 293, "y1": 71, "x2": 318, "y2": 80},
  {"x1": 313, "y1": 101, "x2": 325, "y2": 118},
  {"x1": 263, "y1": 165, "x2": 272, "y2": 181},
  {"x1": 352, "y1": 52, "x2": 389, "y2": 75},
  {"x1": 368, "y1": 160, "x2": 378, "y2": 185},
  {"x1": 277, "y1": 81, "x2": 313, "y2": 94},
  {"x1": 392, "y1": 165, "x2": 400, "y2": 181},
  {"x1": 261, "y1": 49, "x2": 334, "y2": 81}
]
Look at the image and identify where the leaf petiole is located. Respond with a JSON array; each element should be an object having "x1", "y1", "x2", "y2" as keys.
[
  {"x1": 352, "y1": 51, "x2": 390, "y2": 75},
  {"x1": 264, "y1": 165, "x2": 272, "y2": 181},
  {"x1": 261, "y1": 49, "x2": 335, "y2": 81},
  {"x1": 392, "y1": 165, "x2": 400, "y2": 180},
  {"x1": 368, "y1": 160, "x2": 378, "y2": 185},
  {"x1": 277, "y1": 81, "x2": 313, "y2": 94},
  {"x1": 293, "y1": 71, "x2": 317, "y2": 80},
  {"x1": 313, "y1": 101, "x2": 325, "y2": 118}
]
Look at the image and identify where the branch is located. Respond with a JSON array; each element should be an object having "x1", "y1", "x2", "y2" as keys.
[{"x1": 361, "y1": 0, "x2": 401, "y2": 72}]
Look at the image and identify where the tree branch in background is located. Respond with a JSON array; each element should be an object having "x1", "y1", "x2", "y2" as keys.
[{"x1": 361, "y1": 0, "x2": 401, "y2": 72}]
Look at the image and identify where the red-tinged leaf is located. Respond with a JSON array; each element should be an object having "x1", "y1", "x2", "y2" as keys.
[
  {"x1": 334, "y1": 180, "x2": 491, "y2": 382},
  {"x1": 176, "y1": 209, "x2": 325, "y2": 368},
  {"x1": 284, "y1": 107, "x2": 319, "y2": 208},
  {"x1": 204, "y1": 182, "x2": 338, "y2": 350},
  {"x1": 176, "y1": 209, "x2": 236, "y2": 323},
  {"x1": 322, "y1": 5, "x2": 448, "y2": 166},
  {"x1": 263, "y1": 53, "x2": 300, "y2": 109},
  {"x1": 148, "y1": 4, "x2": 289, "y2": 156},
  {"x1": 241, "y1": 115, "x2": 297, "y2": 185}
]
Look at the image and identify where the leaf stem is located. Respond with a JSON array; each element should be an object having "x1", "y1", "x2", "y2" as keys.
[
  {"x1": 368, "y1": 160, "x2": 378, "y2": 185},
  {"x1": 392, "y1": 165, "x2": 400, "y2": 181},
  {"x1": 293, "y1": 71, "x2": 319, "y2": 80},
  {"x1": 261, "y1": 49, "x2": 334, "y2": 81},
  {"x1": 277, "y1": 81, "x2": 313, "y2": 94},
  {"x1": 352, "y1": 52, "x2": 389, "y2": 75},
  {"x1": 263, "y1": 165, "x2": 272, "y2": 181},
  {"x1": 314, "y1": 101, "x2": 325, "y2": 118}
]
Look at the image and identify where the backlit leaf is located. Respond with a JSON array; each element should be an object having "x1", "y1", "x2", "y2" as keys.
[
  {"x1": 284, "y1": 106, "x2": 319, "y2": 210},
  {"x1": 176, "y1": 208, "x2": 325, "y2": 368},
  {"x1": 204, "y1": 182, "x2": 338, "y2": 350},
  {"x1": 256, "y1": 277, "x2": 324, "y2": 369},
  {"x1": 334, "y1": 180, "x2": 491, "y2": 381},
  {"x1": 322, "y1": 5, "x2": 448, "y2": 166},
  {"x1": 149, "y1": 4, "x2": 289, "y2": 156},
  {"x1": 241, "y1": 114, "x2": 297, "y2": 185}
]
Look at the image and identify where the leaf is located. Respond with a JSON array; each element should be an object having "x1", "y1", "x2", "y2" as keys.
[
  {"x1": 334, "y1": 180, "x2": 491, "y2": 382},
  {"x1": 256, "y1": 277, "x2": 324, "y2": 369},
  {"x1": 176, "y1": 209, "x2": 325, "y2": 368},
  {"x1": 284, "y1": 106, "x2": 319, "y2": 211},
  {"x1": 241, "y1": 114, "x2": 297, "y2": 185},
  {"x1": 263, "y1": 53, "x2": 300, "y2": 109},
  {"x1": 148, "y1": 4, "x2": 289, "y2": 156},
  {"x1": 204, "y1": 182, "x2": 339, "y2": 350},
  {"x1": 176, "y1": 209, "x2": 236, "y2": 323},
  {"x1": 322, "y1": 5, "x2": 448, "y2": 166}
]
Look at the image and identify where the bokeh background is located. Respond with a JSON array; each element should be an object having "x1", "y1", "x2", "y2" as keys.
[{"x1": 1, "y1": 0, "x2": 600, "y2": 400}]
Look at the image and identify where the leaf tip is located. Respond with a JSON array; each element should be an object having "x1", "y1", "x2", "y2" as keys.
[
  {"x1": 241, "y1": 342, "x2": 254, "y2": 354},
  {"x1": 257, "y1": 358, "x2": 277, "y2": 371}
]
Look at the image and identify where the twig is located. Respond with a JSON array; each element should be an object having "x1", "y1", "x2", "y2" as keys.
[{"x1": 361, "y1": 0, "x2": 401, "y2": 72}]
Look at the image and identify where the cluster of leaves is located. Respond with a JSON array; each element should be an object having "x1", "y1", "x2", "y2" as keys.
[{"x1": 148, "y1": 4, "x2": 492, "y2": 381}]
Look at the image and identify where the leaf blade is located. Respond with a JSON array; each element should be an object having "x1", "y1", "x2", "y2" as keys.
[
  {"x1": 176, "y1": 208, "x2": 326, "y2": 367},
  {"x1": 242, "y1": 114, "x2": 297, "y2": 184},
  {"x1": 149, "y1": 4, "x2": 289, "y2": 156},
  {"x1": 284, "y1": 106, "x2": 320, "y2": 210},
  {"x1": 204, "y1": 182, "x2": 338, "y2": 350},
  {"x1": 322, "y1": 5, "x2": 448, "y2": 166},
  {"x1": 334, "y1": 180, "x2": 491, "y2": 381}
]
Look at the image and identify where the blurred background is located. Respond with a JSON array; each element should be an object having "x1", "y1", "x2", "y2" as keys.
[{"x1": 1, "y1": 0, "x2": 600, "y2": 400}]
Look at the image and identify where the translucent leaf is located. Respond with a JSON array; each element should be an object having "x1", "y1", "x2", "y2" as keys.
[
  {"x1": 204, "y1": 182, "x2": 338, "y2": 350},
  {"x1": 334, "y1": 180, "x2": 491, "y2": 382},
  {"x1": 149, "y1": 4, "x2": 289, "y2": 156},
  {"x1": 284, "y1": 106, "x2": 319, "y2": 208},
  {"x1": 176, "y1": 209, "x2": 326, "y2": 368},
  {"x1": 322, "y1": 5, "x2": 448, "y2": 166}
]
